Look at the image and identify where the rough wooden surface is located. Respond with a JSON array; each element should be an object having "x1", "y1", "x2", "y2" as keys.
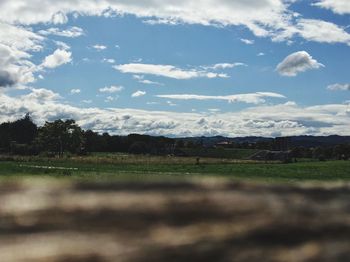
[{"x1": 0, "y1": 180, "x2": 349, "y2": 262}]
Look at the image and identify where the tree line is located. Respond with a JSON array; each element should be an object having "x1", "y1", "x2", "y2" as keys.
[
  {"x1": 0, "y1": 114, "x2": 349, "y2": 160},
  {"x1": 0, "y1": 114, "x2": 174, "y2": 156}
]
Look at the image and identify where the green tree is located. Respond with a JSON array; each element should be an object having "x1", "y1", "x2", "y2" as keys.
[
  {"x1": 11, "y1": 113, "x2": 38, "y2": 144},
  {"x1": 37, "y1": 119, "x2": 84, "y2": 157}
]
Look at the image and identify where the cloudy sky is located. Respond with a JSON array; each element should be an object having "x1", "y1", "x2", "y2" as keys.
[{"x1": 0, "y1": 0, "x2": 349, "y2": 137}]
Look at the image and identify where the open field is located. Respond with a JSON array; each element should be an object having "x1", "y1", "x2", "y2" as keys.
[{"x1": 0, "y1": 154, "x2": 349, "y2": 182}]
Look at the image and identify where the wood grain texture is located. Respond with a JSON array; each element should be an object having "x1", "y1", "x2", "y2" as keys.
[{"x1": 0, "y1": 180, "x2": 349, "y2": 262}]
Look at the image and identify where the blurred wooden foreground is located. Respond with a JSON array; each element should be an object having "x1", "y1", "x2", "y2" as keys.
[{"x1": 0, "y1": 180, "x2": 349, "y2": 262}]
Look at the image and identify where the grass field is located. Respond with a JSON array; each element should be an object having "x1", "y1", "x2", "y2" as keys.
[
  {"x1": 180, "y1": 148, "x2": 259, "y2": 159},
  {"x1": 0, "y1": 153, "x2": 349, "y2": 183}
]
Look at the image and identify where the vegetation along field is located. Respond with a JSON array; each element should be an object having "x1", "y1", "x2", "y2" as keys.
[
  {"x1": 1, "y1": 116, "x2": 349, "y2": 183},
  {"x1": 1, "y1": 154, "x2": 350, "y2": 183}
]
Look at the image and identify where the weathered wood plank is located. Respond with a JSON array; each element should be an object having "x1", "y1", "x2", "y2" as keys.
[{"x1": 0, "y1": 181, "x2": 349, "y2": 261}]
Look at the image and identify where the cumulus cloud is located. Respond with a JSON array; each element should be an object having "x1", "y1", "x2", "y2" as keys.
[
  {"x1": 0, "y1": 71, "x2": 15, "y2": 87},
  {"x1": 296, "y1": 19, "x2": 350, "y2": 45},
  {"x1": 0, "y1": 23, "x2": 43, "y2": 87},
  {"x1": 41, "y1": 49, "x2": 72, "y2": 69},
  {"x1": 327, "y1": 83, "x2": 350, "y2": 91},
  {"x1": 0, "y1": 1, "x2": 291, "y2": 36},
  {"x1": 132, "y1": 90, "x2": 147, "y2": 98},
  {"x1": 70, "y1": 89, "x2": 81, "y2": 94},
  {"x1": 270, "y1": 17, "x2": 350, "y2": 46},
  {"x1": 276, "y1": 51, "x2": 324, "y2": 77},
  {"x1": 51, "y1": 11, "x2": 68, "y2": 24},
  {"x1": 240, "y1": 38, "x2": 255, "y2": 45},
  {"x1": 157, "y1": 92, "x2": 286, "y2": 104},
  {"x1": 0, "y1": 22, "x2": 43, "y2": 52},
  {"x1": 114, "y1": 63, "x2": 229, "y2": 79},
  {"x1": 23, "y1": 88, "x2": 61, "y2": 101},
  {"x1": 99, "y1": 85, "x2": 124, "y2": 93},
  {"x1": 92, "y1": 45, "x2": 107, "y2": 51},
  {"x1": 39, "y1": 26, "x2": 85, "y2": 38},
  {"x1": 313, "y1": 0, "x2": 350, "y2": 15},
  {"x1": 0, "y1": 1, "x2": 349, "y2": 46},
  {"x1": 0, "y1": 44, "x2": 37, "y2": 87},
  {"x1": 1, "y1": 90, "x2": 349, "y2": 137}
]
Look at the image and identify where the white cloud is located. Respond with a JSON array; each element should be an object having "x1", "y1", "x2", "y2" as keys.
[
  {"x1": 102, "y1": 58, "x2": 116, "y2": 64},
  {"x1": 327, "y1": 83, "x2": 350, "y2": 91},
  {"x1": 271, "y1": 18, "x2": 350, "y2": 46},
  {"x1": 99, "y1": 85, "x2": 124, "y2": 93},
  {"x1": 70, "y1": 89, "x2": 81, "y2": 94},
  {"x1": 132, "y1": 90, "x2": 146, "y2": 98},
  {"x1": 205, "y1": 63, "x2": 247, "y2": 70},
  {"x1": 0, "y1": 22, "x2": 43, "y2": 52},
  {"x1": 105, "y1": 96, "x2": 117, "y2": 102},
  {"x1": 0, "y1": 23, "x2": 43, "y2": 87},
  {"x1": 54, "y1": 41, "x2": 70, "y2": 50},
  {"x1": 23, "y1": 88, "x2": 61, "y2": 101},
  {"x1": 157, "y1": 92, "x2": 286, "y2": 104},
  {"x1": 296, "y1": 19, "x2": 350, "y2": 45},
  {"x1": 167, "y1": 101, "x2": 177, "y2": 107},
  {"x1": 143, "y1": 18, "x2": 181, "y2": 26},
  {"x1": 92, "y1": 45, "x2": 107, "y2": 51},
  {"x1": 114, "y1": 63, "x2": 229, "y2": 80},
  {"x1": 240, "y1": 38, "x2": 255, "y2": 45},
  {"x1": 51, "y1": 11, "x2": 68, "y2": 24},
  {"x1": 313, "y1": 0, "x2": 350, "y2": 15},
  {"x1": 257, "y1": 52, "x2": 265, "y2": 56},
  {"x1": 0, "y1": 1, "x2": 349, "y2": 46},
  {"x1": 140, "y1": 79, "x2": 163, "y2": 85},
  {"x1": 1, "y1": 90, "x2": 349, "y2": 137},
  {"x1": 0, "y1": 43, "x2": 36, "y2": 87},
  {"x1": 133, "y1": 75, "x2": 163, "y2": 85},
  {"x1": 0, "y1": 1, "x2": 290, "y2": 34},
  {"x1": 276, "y1": 51, "x2": 324, "y2": 77},
  {"x1": 41, "y1": 49, "x2": 72, "y2": 69},
  {"x1": 39, "y1": 26, "x2": 85, "y2": 38}
]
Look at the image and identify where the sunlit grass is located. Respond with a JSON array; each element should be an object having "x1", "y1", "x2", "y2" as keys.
[{"x1": 1, "y1": 153, "x2": 349, "y2": 183}]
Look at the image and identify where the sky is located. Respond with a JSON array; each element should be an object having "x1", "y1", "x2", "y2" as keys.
[{"x1": 0, "y1": 0, "x2": 349, "y2": 137}]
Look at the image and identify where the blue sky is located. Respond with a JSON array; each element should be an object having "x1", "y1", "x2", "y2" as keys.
[{"x1": 0, "y1": 0, "x2": 349, "y2": 137}]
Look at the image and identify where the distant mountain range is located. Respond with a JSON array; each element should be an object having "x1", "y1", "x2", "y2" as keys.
[{"x1": 176, "y1": 135, "x2": 350, "y2": 148}]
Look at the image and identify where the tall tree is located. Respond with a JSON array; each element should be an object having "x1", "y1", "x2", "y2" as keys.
[
  {"x1": 37, "y1": 119, "x2": 84, "y2": 157},
  {"x1": 10, "y1": 113, "x2": 38, "y2": 144}
]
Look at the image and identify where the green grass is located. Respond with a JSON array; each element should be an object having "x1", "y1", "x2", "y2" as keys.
[
  {"x1": 180, "y1": 148, "x2": 258, "y2": 159},
  {"x1": 1, "y1": 154, "x2": 350, "y2": 183}
]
